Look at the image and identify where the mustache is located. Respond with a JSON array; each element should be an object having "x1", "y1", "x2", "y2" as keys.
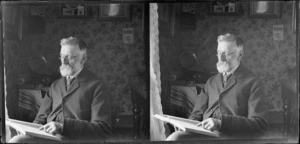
[
  {"x1": 60, "y1": 64, "x2": 72, "y2": 68},
  {"x1": 217, "y1": 60, "x2": 229, "y2": 65}
]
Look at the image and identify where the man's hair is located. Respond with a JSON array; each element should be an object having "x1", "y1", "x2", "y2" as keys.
[
  {"x1": 60, "y1": 36, "x2": 87, "y2": 56},
  {"x1": 217, "y1": 33, "x2": 244, "y2": 53}
]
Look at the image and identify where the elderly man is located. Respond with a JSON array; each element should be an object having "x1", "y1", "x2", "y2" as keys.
[
  {"x1": 167, "y1": 33, "x2": 269, "y2": 140},
  {"x1": 9, "y1": 37, "x2": 112, "y2": 142}
]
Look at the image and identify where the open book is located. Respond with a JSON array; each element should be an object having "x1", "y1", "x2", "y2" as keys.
[
  {"x1": 6, "y1": 118, "x2": 61, "y2": 141},
  {"x1": 154, "y1": 114, "x2": 220, "y2": 137}
]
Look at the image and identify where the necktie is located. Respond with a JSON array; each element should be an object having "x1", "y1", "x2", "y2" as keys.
[
  {"x1": 223, "y1": 73, "x2": 230, "y2": 87},
  {"x1": 66, "y1": 77, "x2": 72, "y2": 90}
]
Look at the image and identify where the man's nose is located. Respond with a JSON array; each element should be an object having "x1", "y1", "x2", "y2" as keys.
[
  {"x1": 62, "y1": 57, "x2": 69, "y2": 64},
  {"x1": 220, "y1": 54, "x2": 226, "y2": 61}
]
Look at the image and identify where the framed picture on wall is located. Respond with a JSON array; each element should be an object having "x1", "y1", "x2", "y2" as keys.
[
  {"x1": 2, "y1": 5, "x2": 23, "y2": 40},
  {"x1": 209, "y1": 1, "x2": 241, "y2": 16},
  {"x1": 249, "y1": 1, "x2": 281, "y2": 18},
  {"x1": 99, "y1": 4, "x2": 131, "y2": 21},
  {"x1": 59, "y1": 4, "x2": 93, "y2": 18}
]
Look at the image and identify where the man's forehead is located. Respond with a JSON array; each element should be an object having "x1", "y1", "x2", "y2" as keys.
[
  {"x1": 217, "y1": 42, "x2": 236, "y2": 51},
  {"x1": 60, "y1": 45, "x2": 80, "y2": 55}
]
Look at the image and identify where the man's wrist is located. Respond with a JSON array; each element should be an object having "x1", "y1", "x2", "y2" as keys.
[
  {"x1": 215, "y1": 118, "x2": 221, "y2": 130},
  {"x1": 55, "y1": 121, "x2": 64, "y2": 133},
  {"x1": 212, "y1": 114, "x2": 222, "y2": 130},
  {"x1": 212, "y1": 117, "x2": 222, "y2": 130}
]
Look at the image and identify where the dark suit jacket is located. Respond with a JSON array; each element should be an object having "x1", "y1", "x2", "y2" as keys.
[
  {"x1": 189, "y1": 64, "x2": 269, "y2": 137},
  {"x1": 33, "y1": 67, "x2": 112, "y2": 141}
]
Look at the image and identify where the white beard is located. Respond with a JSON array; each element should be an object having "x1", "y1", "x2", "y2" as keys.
[
  {"x1": 216, "y1": 61, "x2": 231, "y2": 73},
  {"x1": 60, "y1": 64, "x2": 73, "y2": 77}
]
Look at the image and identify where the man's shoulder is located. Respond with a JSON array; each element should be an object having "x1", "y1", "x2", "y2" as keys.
[
  {"x1": 78, "y1": 68, "x2": 100, "y2": 80},
  {"x1": 51, "y1": 77, "x2": 64, "y2": 85},
  {"x1": 205, "y1": 73, "x2": 220, "y2": 84},
  {"x1": 80, "y1": 68, "x2": 106, "y2": 85},
  {"x1": 239, "y1": 66, "x2": 260, "y2": 80},
  {"x1": 235, "y1": 66, "x2": 263, "y2": 88}
]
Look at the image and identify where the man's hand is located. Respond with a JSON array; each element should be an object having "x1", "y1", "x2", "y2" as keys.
[
  {"x1": 196, "y1": 118, "x2": 221, "y2": 131},
  {"x1": 39, "y1": 121, "x2": 63, "y2": 135}
]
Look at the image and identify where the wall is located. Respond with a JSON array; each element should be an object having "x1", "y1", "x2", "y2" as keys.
[
  {"x1": 4, "y1": 41, "x2": 23, "y2": 118},
  {"x1": 178, "y1": 1, "x2": 296, "y2": 111},
  {"x1": 4, "y1": 3, "x2": 146, "y2": 117},
  {"x1": 158, "y1": 4, "x2": 182, "y2": 114}
]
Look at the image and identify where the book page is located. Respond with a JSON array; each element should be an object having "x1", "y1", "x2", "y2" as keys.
[
  {"x1": 7, "y1": 118, "x2": 42, "y2": 128},
  {"x1": 154, "y1": 114, "x2": 219, "y2": 137},
  {"x1": 164, "y1": 114, "x2": 199, "y2": 125},
  {"x1": 6, "y1": 119, "x2": 61, "y2": 141}
]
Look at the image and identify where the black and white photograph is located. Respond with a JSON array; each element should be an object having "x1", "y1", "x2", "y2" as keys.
[
  {"x1": 60, "y1": 4, "x2": 86, "y2": 17},
  {"x1": 209, "y1": 1, "x2": 241, "y2": 15},
  {"x1": 1, "y1": 1, "x2": 149, "y2": 143},
  {"x1": 0, "y1": 0, "x2": 299, "y2": 144},
  {"x1": 150, "y1": 2, "x2": 299, "y2": 143},
  {"x1": 249, "y1": 1, "x2": 281, "y2": 18},
  {"x1": 99, "y1": 4, "x2": 131, "y2": 21}
]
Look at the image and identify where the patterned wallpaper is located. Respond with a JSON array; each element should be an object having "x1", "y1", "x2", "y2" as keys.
[
  {"x1": 179, "y1": 1, "x2": 296, "y2": 111},
  {"x1": 4, "y1": 4, "x2": 146, "y2": 116},
  {"x1": 4, "y1": 41, "x2": 23, "y2": 118}
]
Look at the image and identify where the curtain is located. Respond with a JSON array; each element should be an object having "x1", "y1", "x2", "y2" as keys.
[{"x1": 150, "y1": 3, "x2": 166, "y2": 141}]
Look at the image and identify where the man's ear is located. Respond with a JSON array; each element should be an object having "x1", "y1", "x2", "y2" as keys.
[
  {"x1": 81, "y1": 54, "x2": 87, "y2": 64},
  {"x1": 237, "y1": 50, "x2": 243, "y2": 61}
]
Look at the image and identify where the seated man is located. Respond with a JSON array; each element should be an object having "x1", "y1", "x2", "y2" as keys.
[
  {"x1": 9, "y1": 37, "x2": 112, "y2": 143},
  {"x1": 167, "y1": 33, "x2": 269, "y2": 140}
]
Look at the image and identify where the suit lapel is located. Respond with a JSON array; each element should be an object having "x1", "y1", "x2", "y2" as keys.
[
  {"x1": 56, "y1": 78, "x2": 68, "y2": 96},
  {"x1": 220, "y1": 64, "x2": 246, "y2": 95},
  {"x1": 207, "y1": 74, "x2": 223, "y2": 108},
  {"x1": 206, "y1": 64, "x2": 247, "y2": 117},
  {"x1": 62, "y1": 67, "x2": 88, "y2": 98},
  {"x1": 216, "y1": 74, "x2": 223, "y2": 94},
  {"x1": 221, "y1": 76, "x2": 236, "y2": 94},
  {"x1": 63, "y1": 79, "x2": 80, "y2": 98}
]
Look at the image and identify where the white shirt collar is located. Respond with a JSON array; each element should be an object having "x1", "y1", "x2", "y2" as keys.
[
  {"x1": 67, "y1": 67, "x2": 84, "y2": 79},
  {"x1": 223, "y1": 63, "x2": 240, "y2": 76}
]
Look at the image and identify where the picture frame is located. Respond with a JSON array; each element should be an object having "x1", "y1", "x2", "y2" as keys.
[
  {"x1": 2, "y1": 5, "x2": 23, "y2": 40},
  {"x1": 59, "y1": 4, "x2": 93, "y2": 18},
  {"x1": 249, "y1": 1, "x2": 281, "y2": 18},
  {"x1": 99, "y1": 4, "x2": 131, "y2": 21},
  {"x1": 209, "y1": 1, "x2": 241, "y2": 16}
]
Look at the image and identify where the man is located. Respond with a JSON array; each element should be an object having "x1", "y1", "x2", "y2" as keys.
[
  {"x1": 167, "y1": 33, "x2": 269, "y2": 140},
  {"x1": 9, "y1": 37, "x2": 112, "y2": 142}
]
